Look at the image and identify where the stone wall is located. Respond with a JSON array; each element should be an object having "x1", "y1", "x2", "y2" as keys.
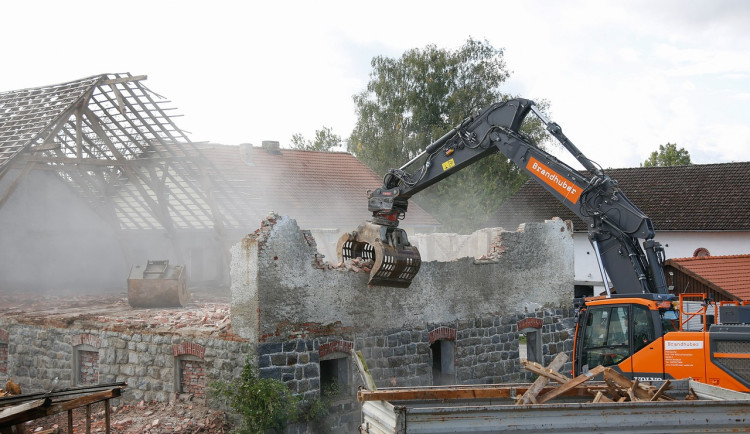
[
  {"x1": 0, "y1": 323, "x2": 250, "y2": 403},
  {"x1": 231, "y1": 214, "x2": 574, "y2": 342},
  {"x1": 229, "y1": 213, "x2": 576, "y2": 431}
]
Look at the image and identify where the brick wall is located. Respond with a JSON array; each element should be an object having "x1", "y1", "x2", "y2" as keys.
[
  {"x1": 78, "y1": 350, "x2": 99, "y2": 385},
  {"x1": 0, "y1": 343, "x2": 8, "y2": 375},
  {"x1": 180, "y1": 359, "x2": 206, "y2": 398}
]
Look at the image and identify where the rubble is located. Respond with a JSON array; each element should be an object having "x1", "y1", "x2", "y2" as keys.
[
  {"x1": 21, "y1": 400, "x2": 229, "y2": 433},
  {"x1": 0, "y1": 288, "x2": 233, "y2": 338}
]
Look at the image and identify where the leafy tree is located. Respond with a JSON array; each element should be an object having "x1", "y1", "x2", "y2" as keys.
[
  {"x1": 348, "y1": 38, "x2": 549, "y2": 232},
  {"x1": 291, "y1": 126, "x2": 342, "y2": 151},
  {"x1": 641, "y1": 143, "x2": 692, "y2": 167}
]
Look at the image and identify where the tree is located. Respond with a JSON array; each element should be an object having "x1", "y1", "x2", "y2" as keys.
[
  {"x1": 641, "y1": 143, "x2": 692, "y2": 167},
  {"x1": 347, "y1": 38, "x2": 549, "y2": 232},
  {"x1": 291, "y1": 126, "x2": 342, "y2": 151}
]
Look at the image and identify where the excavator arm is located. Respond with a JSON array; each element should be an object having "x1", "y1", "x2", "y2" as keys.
[{"x1": 338, "y1": 98, "x2": 668, "y2": 294}]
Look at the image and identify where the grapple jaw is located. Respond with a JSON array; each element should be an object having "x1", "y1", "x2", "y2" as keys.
[{"x1": 336, "y1": 221, "x2": 421, "y2": 288}]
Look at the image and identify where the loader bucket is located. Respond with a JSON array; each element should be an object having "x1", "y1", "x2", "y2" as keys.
[
  {"x1": 127, "y1": 259, "x2": 189, "y2": 308},
  {"x1": 336, "y1": 222, "x2": 421, "y2": 288}
]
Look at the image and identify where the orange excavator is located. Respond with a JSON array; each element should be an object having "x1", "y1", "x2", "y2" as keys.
[{"x1": 338, "y1": 98, "x2": 750, "y2": 392}]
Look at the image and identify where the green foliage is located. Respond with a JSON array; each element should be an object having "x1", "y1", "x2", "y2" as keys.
[
  {"x1": 211, "y1": 359, "x2": 299, "y2": 433},
  {"x1": 291, "y1": 126, "x2": 342, "y2": 151},
  {"x1": 347, "y1": 38, "x2": 549, "y2": 232},
  {"x1": 641, "y1": 143, "x2": 692, "y2": 167}
]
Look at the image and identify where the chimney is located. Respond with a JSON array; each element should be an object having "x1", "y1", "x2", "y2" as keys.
[
  {"x1": 262, "y1": 140, "x2": 281, "y2": 154},
  {"x1": 239, "y1": 143, "x2": 254, "y2": 166}
]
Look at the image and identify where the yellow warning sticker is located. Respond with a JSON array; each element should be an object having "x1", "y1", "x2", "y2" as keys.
[{"x1": 442, "y1": 158, "x2": 455, "y2": 171}]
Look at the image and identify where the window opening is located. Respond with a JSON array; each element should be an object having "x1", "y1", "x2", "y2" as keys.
[
  {"x1": 320, "y1": 355, "x2": 349, "y2": 394},
  {"x1": 177, "y1": 355, "x2": 206, "y2": 399},
  {"x1": 0, "y1": 342, "x2": 8, "y2": 374},
  {"x1": 430, "y1": 339, "x2": 455, "y2": 385},
  {"x1": 524, "y1": 330, "x2": 542, "y2": 364},
  {"x1": 74, "y1": 345, "x2": 99, "y2": 386}
]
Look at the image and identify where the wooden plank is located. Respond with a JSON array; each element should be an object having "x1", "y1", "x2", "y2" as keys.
[
  {"x1": 102, "y1": 75, "x2": 148, "y2": 85},
  {"x1": 537, "y1": 365, "x2": 605, "y2": 404},
  {"x1": 105, "y1": 399, "x2": 111, "y2": 434},
  {"x1": 603, "y1": 368, "x2": 652, "y2": 401},
  {"x1": 517, "y1": 353, "x2": 568, "y2": 405},
  {"x1": 522, "y1": 359, "x2": 571, "y2": 384},
  {"x1": 0, "y1": 399, "x2": 49, "y2": 428},
  {"x1": 650, "y1": 380, "x2": 671, "y2": 401},
  {"x1": 86, "y1": 403, "x2": 91, "y2": 434},
  {"x1": 351, "y1": 350, "x2": 377, "y2": 392},
  {"x1": 357, "y1": 383, "x2": 609, "y2": 403}
]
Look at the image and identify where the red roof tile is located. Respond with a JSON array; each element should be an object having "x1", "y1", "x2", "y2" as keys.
[
  {"x1": 666, "y1": 255, "x2": 750, "y2": 301},
  {"x1": 198, "y1": 144, "x2": 440, "y2": 230}
]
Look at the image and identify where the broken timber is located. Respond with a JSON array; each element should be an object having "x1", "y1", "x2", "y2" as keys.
[{"x1": 516, "y1": 353, "x2": 568, "y2": 405}]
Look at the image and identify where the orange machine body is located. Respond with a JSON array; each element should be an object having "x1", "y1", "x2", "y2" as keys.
[{"x1": 573, "y1": 294, "x2": 750, "y2": 393}]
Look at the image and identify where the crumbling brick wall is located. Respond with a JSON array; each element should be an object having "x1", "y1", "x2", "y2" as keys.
[{"x1": 231, "y1": 214, "x2": 575, "y2": 388}]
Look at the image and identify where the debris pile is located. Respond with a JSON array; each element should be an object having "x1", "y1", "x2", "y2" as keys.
[
  {"x1": 22, "y1": 399, "x2": 230, "y2": 433},
  {"x1": 518, "y1": 354, "x2": 680, "y2": 404},
  {"x1": 0, "y1": 289, "x2": 233, "y2": 338}
]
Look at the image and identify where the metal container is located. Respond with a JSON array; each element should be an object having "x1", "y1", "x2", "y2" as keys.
[{"x1": 127, "y1": 260, "x2": 188, "y2": 308}]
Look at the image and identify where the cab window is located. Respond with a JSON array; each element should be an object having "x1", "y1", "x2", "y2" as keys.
[{"x1": 580, "y1": 306, "x2": 630, "y2": 370}]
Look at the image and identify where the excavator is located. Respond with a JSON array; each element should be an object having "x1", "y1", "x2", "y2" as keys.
[{"x1": 337, "y1": 98, "x2": 750, "y2": 392}]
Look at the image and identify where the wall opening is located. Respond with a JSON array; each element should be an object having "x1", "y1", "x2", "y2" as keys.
[
  {"x1": 0, "y1": 342, "x2": 7, "y2": 375},
  {"x1": 319, "y1": 354, "x2": 349, "y2": 395},
  {"x1": 430, "y1": 339, "x2": 455, "y2": 385},
  {"x1": 176, "y1": 355, "x2": 206, "y2": 399},
  {"x1": 522, "y1": 330, "x2": 542, "y2": 364},
  {"x1": 0, "y1": 328, "x2": 7, "y2": 376},
  {"x1": 74, "y1": 344, "x2": 99, "y2": 386}
]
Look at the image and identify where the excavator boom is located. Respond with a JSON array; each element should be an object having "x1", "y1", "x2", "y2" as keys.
[{"x1": 339, "y1": 98, "x2": 667, "y2": 294}]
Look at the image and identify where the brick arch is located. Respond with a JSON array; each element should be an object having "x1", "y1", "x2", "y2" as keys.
[
  {"x1": 172, "y1": 342, "x2": 206, "y2": 359},
  {"x1": 517, "y1": 317, "x2": 543, "y2": 332},
  {"x1": 318, "y1": 340, "x2": 353, "y2": 358},
  {"x1": 429, "y1": 327, "x2": 457, "y2": 343},
  {"x1": 71, "y1": 333, "x2": 101, "y2": 349},
  {"x1": 0, "y1": 328, "x2": 8, "y2": 343}
]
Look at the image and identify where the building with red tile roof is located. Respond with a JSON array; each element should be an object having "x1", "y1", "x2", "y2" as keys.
[
  {"x1": 665, "y1": 254, "x2": 750, "y2": 302},
  {"x1": 487, "y1": 162, "x2": 750, "y2": 297}
]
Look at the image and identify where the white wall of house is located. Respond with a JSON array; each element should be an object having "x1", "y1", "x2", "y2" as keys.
[{"x1": 574, "y1": 231, "x2": 750, "y2": 294}]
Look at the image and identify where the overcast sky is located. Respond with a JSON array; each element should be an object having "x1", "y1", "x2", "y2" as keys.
[{"x1": 3, "y1": 0, "x2": 749, "y2": 169}]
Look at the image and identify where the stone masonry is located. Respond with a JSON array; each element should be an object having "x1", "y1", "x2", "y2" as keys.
[
  {"x1": 0, "y1": 323, "x2": 250, "y2": 403},
  {"x1": 231, "y1": 213, "x2": 576, "y2": 397}
]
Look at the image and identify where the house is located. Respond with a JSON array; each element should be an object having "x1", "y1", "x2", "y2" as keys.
[
  {"x1": 486, "y1": 163, "x2": 750, "y2": 296},
  {"x1": 664, "y1": 254, "x2": 750, "y2": 302},
  {"x1": 0, "y1": 74, "x2": 438, "y2": 291}
]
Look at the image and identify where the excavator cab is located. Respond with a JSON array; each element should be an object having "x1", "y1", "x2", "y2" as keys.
[{"x1": 336, "y1": 221, "x2": 421, "y2": 288}]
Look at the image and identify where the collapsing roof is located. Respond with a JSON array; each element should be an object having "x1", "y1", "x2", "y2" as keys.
[
  {"x1": 0, "y1": 74, "x2": 438, "y2": 236},
  {"x1": 487, "y1": 163, "x2": 750, "y2": 232},
  {"x1": 0, "y1": 73, "x2": 242, "y2": 233},
  {"x1": 198, "y1": 142, "x2": 440, "y2": 230}
]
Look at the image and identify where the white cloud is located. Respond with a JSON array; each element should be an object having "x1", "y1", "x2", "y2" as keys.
[{"x1": 1, "y1": 0, "x2": 749, "y2": 168}]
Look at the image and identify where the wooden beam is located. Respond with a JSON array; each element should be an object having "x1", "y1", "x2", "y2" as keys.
[
  {"x1": 102, "y1": 75, "x2": 148, "y2": 85},
  {"x1": 357, "y1": 383, "x2": 609, "y2": 403},
  {"x1": 0, "y1": 399, "x2": 49, "y2": 427},
  {"x1": 537, "y1": 365, "x2": 605, "y2": 404},
  {"x1": 516, "y1": 352, "x2": 568, "y2": 405}
]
